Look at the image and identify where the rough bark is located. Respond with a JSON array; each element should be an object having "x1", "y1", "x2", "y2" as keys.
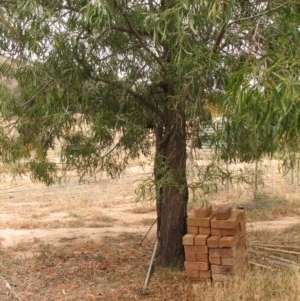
[{"x1": 154, "y1": 83, "x2": 188, "y2": 268}]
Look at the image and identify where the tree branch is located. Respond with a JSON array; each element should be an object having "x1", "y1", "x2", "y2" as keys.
[
  {"x1": 18, "y1": 79, "x2": 54, "y2": 107},
  {"x1": 0, "y1": 0, "x2": 17, "y2": 4},
  {"x1": 111, "y1": 0, "x2": 164, "y2": 68},
  {"x1": 111, "y1": 25, "x2": 153, "y2": 38},
  {"x1": 229, "y1": 2, "x2": 289, "y2": 26},
  {"x1": 213, "y1": 23, "x2": 227, "y2": 53},
  {"x1": 213, "y1": 2, "x2": 290, "y2": 53}
]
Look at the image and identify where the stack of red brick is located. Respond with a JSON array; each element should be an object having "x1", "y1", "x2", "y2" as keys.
[{"x1": 183, "y1": 206, "x2": 247, "y2": 283}]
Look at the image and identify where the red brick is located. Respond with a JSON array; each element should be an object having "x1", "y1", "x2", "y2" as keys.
[
  {"x1": 185, "y1": 268, "x2": 199, "y2": 278},
  {"x1": 200, "y1": 270, "x2": 212, "y2": 278},
  {"x1": 209, "y1": 247, "x2": 236, "y2": 258},
  {"x1": 219, "y1": 236, "x2": 238, "y2": 248},
  {"x1": 237, "y1": 235, "x2": 246, "y2": 244},
  {"x1": 199, "y1": 227, "x2": 211, "y2": 235},
  {"x1": 221, "y1": 257, "x2": 236, "y2": 266},
  {"x1": 210, "y1": 228, "x2": 222, "y2": 237},
  {"x1": 209, "y1": 257, "x2": 221, "y2": 265},
  {"x1": 211, "y1": 265, "x2": 234, "y2": 275},
  {"x1": 196, "y1": 253, "x2": 209, "y2": 262},
  {"x1": 187, "y1": 216, "x2": 212, "y2": 227},
  {"x1": 207, "y1": 236, "x2": 219, "y2": 248},
  {"x1": 184, "y1": 250, "x2": 197, "y2": 262},
  {"x1": 233, "y1": 209, "x2": 246, "y2": 220},
  {"x1": 211, "y1": 211, "x2": 241, "y2": 229},
  {"x1": 185, "y1": 261, "x2": 210, "y2": 271},
  {"x1": 215, "y1": 206, "x2": 232, "y2": 220},
  {"x1": 187, "y1": 226, "x2": 199, "y2": 234},
  {"x1": 195, "y1": 234, "x2": 209, "y2": 246},
  {"x1": 184, "y1": 245, "x2": 208, "y2": 255},
  {"x1": 238, "y1": 218, "x2": 246, "y2": 234},
  {"x1": 182, "y1": 234, "x2": 195, "y2": 246},
  {"x1": 236, "y1": 239, "x2": 247, "y2": 253},
  {"x1": 222, "y1": 228, "x2": 238, "y2": 236},
  {"x1": 212, "y1": 274, "x2": 231, "y2": 282},
  {"x1": 189, "y1": 277, "x2": 212, "y2": 283},
  {"x1": 194, "y1": 206, "x2": 213, "y2": 218}
]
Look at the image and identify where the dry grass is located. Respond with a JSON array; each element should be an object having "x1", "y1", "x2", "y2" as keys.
[
  {"x1": 0, "y1": 211, "x2": 116, "y2": 229},
  {"x1": 193, "y1": 268, "x2": 299, "y2": 301},
  {"x1": 243, "y1": 195, "x2": 300, "y2": 222},
  {"x1": 0, "y1": 236, "x2": 188, "y2": 300},
  {"x1": 248, "y1": 223, "x2": 300, "y2": 245},
  {"x1": 130, "y1": 205, "x2": 156, "y2": 214},
  {"x1": 1, "y1": 232, "x2": 299, "y2": 301},
  {"x1": 1, "y1": 156, "x2": 300, "y2": 300},
  {"x1": 0, "y1": 162, "x2": 27, "y2": 175},
  {"x1": 141, "y1": 218, "x2": 157, "y2": 226}
]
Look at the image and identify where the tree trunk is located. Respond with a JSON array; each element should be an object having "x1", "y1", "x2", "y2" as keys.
[{"x1": 154, "y1": 84, "x2": 188, "y2": 268}]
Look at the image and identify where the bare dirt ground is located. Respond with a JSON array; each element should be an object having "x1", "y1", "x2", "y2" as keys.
[
  {"x1": 247, "y1": 216, "x2": 300, "y2": 231},
  {"x1": 0, "y1": 164, "x2": 156, "y2": 251},
  {"x1": 0, "y1": 155, "x2": 300, "y2": 300},
  {"x1": 1, "y1": 162, "x2": 299, "y2": 250}
]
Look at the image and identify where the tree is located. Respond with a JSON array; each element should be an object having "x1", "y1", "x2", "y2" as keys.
[
  {"x1": 220, "y1": 1, "x2": 300, "y2": 165},
  {"x1": 0, "y1": 0, "x2": 299, "y2": 267}
]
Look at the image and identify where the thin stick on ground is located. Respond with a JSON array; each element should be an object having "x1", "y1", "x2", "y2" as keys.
[
  {"x1": 140, "y1": 218, "x2": 157, "y2": 246},
  {"x1": 249, "y1": 261, "x2": 271, "y2": 269},
  {"x1": 253, "y1": 245, "x2": 300, "y2": 256},
  {"x1": 141, "y1": 240, "x2": 158, "y2": 295},
  {"x1": 0, "y1": 275, "x2": 23, "y2": 301}
]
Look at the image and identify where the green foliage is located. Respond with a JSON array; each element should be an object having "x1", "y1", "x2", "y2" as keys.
[
  {"x1": 0, "y1": 0, "x2": 299, "y2": 185},
  {"x1": 218, "y1": 1, "x2": 300, "y2": 163}
]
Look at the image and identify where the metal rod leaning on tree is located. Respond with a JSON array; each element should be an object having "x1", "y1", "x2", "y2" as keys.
[{"x1": 141, "y1": 240, "x2": 158, "y2": 295}]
